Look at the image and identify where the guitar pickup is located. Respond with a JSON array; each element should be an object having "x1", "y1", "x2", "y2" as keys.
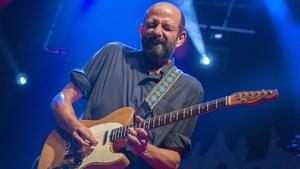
[{"x1": 103, "y1": 130, "x2": 108, "y2": 145}]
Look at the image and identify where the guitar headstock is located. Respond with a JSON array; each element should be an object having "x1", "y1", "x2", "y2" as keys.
[{"x1": 228, "y1": 89, "x2": 279, "y2": 106}]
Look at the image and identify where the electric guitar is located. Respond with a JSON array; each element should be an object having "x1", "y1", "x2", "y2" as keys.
[{"x1": 38, "y1": 89, "x2": 278, "y2": 169}]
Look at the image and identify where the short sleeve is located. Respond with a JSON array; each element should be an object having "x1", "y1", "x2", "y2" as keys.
[
  {"x1": 161, "y1": 83, "x2": 204, "y2": 158},
  {"x1": 70, "y1": 43, "x2": 123, "y2": 99}
]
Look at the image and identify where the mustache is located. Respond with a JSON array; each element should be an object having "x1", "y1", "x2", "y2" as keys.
[{"x1": 144, "y1": 35, "x2": 166, "y2": 46}]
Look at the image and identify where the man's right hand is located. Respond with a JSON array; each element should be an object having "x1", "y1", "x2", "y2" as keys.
[
  {"x1": 51, "y1": 83, "x2": 97, "y2": 154},
  {"x1": 71, "y1": 122, "x2": 98, "y2": 147}
]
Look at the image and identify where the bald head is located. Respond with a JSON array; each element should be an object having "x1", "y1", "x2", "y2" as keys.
[{"x1": 144, "y1": 2, "x2": 185, "y2": 32}]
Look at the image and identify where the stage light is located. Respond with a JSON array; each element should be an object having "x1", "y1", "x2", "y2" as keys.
[
  {"x1": 16, "y1": 73, "x2": 28, "y2": 86},
  {"x1": 201, "y1": 54, "x2": 211, "y2": 65},
  {"x1": 214, "y1": 33, "x2": 223, "y2": 39}
]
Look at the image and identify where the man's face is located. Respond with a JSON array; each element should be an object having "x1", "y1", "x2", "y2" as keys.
[{"x1": 141, "y1": 5, "x2": 182, "y2": 62}]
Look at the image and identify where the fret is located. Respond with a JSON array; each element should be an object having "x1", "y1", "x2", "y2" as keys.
[
  {"x1": 167, "y1": 113, "x2": 171, "y2": 124},
  {"x1": 183, "y1": 108, "x2": 185, "y2": 118},
  {"x1": 155, "y1": 116, "x2": 159, "y2": 128},
  {"x1": 198, "y1": 104, "x2": 201, "y2": 114},
  {"x1": 170, "y1": 112, "x2": 172, "y2": 122},
  {"x1": 114, "y1": 128, "x2": 117, "y2": 140},
  {"x1": 112, "y1": 129, "x2": 116, "y2": 141},
  {"x1": 206, "y1": 102, "x2": 209, "y2": 112},
  {"x1": 164, "y1": 114, "x2": 166, "y2": 125},
  {"x1": 120, "y1": 127, "x2": 123, "y2": 138},
  {"x1": 126, "y1": 126, "x2": 129, "y2": 136},
  {"x1": 144, "y1": 120, "x2": 148, "y2": 130},
  {"x1": 116, "y1": 128, "x2": 119, "y2": 139},
  {"x1": 176, "y1": 110, "x2": 179, "y2": 120},
  {"x1": 146, "y1": 119, "x2": 149, "y2": 128},
  {"x1": 122, "y1": 126, "x2": 126, "y2": 138},
  {"x1": 158, "y1": 116, "x2": 161, "y2": 126},
  {"x1": 118, "y1": 127, "x2": 122, "y2": 139},
  {"x1": 215, "y1": 99, "x2": 218, "y2": 108},
  {"x1": 190, "y1": 106, "x2": 193, "y2": 116},
  {"x1": 149, "y1": 119, "x2": 151, "y2": 129},
  {"x1": 156, "y1": 116, "x2": 160, "y2": 127},
  {"x1": 123, "y1": 126, "x2": 127, "y2": 137},
  {"x1": 173, "y1": 113, "x2": 176, "y2": 121},
  {"x1": 119, "y1": 127, "x2": 123, "y2": 138},
  {"x1": 152, "y1": 118, "x2": 155, "y2": 128}
]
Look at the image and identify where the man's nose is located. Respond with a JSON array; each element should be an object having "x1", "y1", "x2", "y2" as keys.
[{"x1": 152, "y1": 25, "x2": 163, "y2": 37}]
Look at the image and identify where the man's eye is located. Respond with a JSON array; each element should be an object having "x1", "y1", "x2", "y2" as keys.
[
  {"x1": 147, "y1": 23, "x2": 156, "y2": 28},
  {"x1": 163, "y1": 26, "x2": 172, "y2": 31},
  {"x1": 163, "y1": 26, "x2": 173, "y2": 31}
]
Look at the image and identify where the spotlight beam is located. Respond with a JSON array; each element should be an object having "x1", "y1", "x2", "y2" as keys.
[
  {"x1": 222, "y1": 0, "x2": 235, "y2": 27},
  {"x1": 43, "y1": 0, "x2": 64, "y2": 49},
  {"x1": 0, "y1": 25, "x2": 20, "y2": 74},
  {"x1": 175, "y1": 0, "x2": 206, "y2": 60}
]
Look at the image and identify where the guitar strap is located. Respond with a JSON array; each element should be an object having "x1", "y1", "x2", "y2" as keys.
[{"x1": 135, "y1": 66, "x2": 182, "y2": 118}]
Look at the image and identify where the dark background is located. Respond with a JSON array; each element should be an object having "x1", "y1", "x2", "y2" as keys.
[{"x1": 1, "y1": 0, "x2": 300, "y2": 168}]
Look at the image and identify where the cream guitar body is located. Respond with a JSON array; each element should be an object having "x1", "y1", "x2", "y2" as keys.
[{"x1": 38, "y1": 107, "x2": 135, "y2": 169}]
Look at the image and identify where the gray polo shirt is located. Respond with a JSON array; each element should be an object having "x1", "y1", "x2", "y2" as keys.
[{"x1": 70, "y1": 42, "x2": 204, "y2": 168}]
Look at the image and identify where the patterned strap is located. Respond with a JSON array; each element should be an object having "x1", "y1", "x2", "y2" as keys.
[{"x1": 144, "y1": 66, "x2": 182, "y2": 111}]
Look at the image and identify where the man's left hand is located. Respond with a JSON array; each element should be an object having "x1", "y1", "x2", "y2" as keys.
[{"x1": 127, "y1": 127, "x2": 149, "y2": 155}]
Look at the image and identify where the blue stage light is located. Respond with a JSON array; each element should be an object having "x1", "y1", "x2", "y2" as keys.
[
  {"x1": 201, "y1": 54, "x2": 211, "y2": 65},
  {"x1": 16, "y1": 73, "x2": 28, "y2": 86},
  {"x1": 214, "y1": 33, "x2": 223, "y2": 39}
]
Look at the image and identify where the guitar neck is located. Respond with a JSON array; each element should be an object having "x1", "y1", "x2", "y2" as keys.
[{"x1": 110, "y1": 97, "x2": 228, "y2": 141}]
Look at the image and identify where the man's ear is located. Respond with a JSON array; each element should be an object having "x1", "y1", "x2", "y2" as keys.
[
  {"x1": 139, "y1": 24, "x2": 144, "y2": 36},
  {"x1": 176, "y1": 31, "x2": 187, "y2": 47}
]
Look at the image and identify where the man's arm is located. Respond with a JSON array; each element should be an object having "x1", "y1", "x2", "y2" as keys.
[
  {"x1": 141, "y1": 144, "x2": 181, "y2": 169},
  {"x1": 128, "y1": 128, "x2": 181, "y2": 169},
  {"x1": 50, "y1": 82, "x2": 97, "y2": 146}
]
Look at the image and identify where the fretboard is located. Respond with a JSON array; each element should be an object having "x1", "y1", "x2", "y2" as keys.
[{"x1": 109, "y1": 97, "x2": 228, "y2": 142}]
